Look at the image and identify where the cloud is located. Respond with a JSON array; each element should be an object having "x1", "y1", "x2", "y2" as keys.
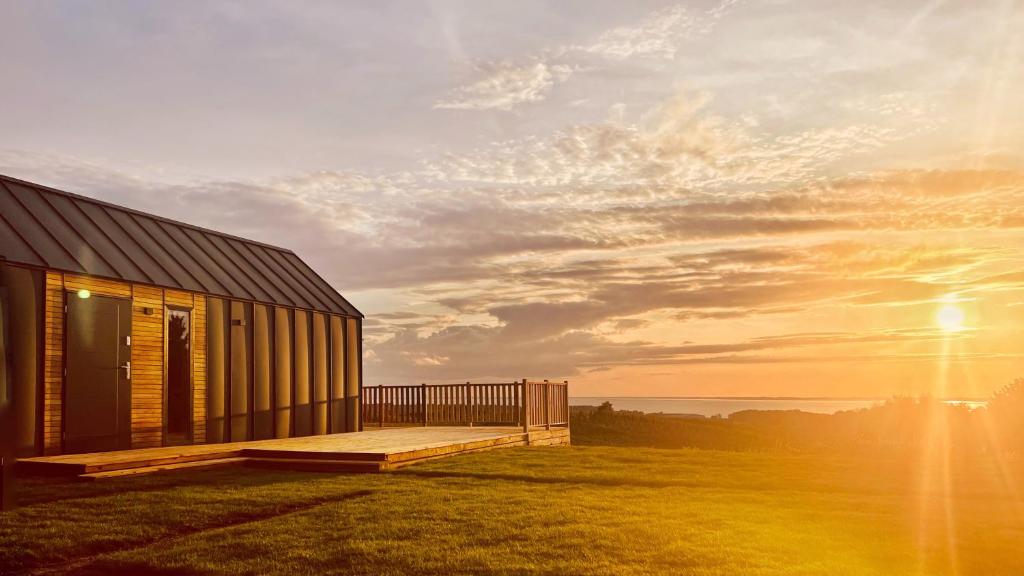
[
  {"x1": 366, "y1": 319, "x2": 980, "y2": 383},
  {"x1": 4, "y1": 75, "x2": 1024, "y2": 388},
  {"x1": 425, "y1": 88, "x2": 936, "y2": 189},
  {"x1": 573, "y1": 5, "x2": 702, "y2": 61},
  {"x1": 434, "y1": 2, "x2": 739, "y2": 111},
  {"x1": 434, "y1": 60, "x2": 574, "y2": 111}
]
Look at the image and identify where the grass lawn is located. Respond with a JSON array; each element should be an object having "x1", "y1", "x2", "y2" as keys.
[{"x1": 2, "y1": 445, "x2": 1022, "y2": 575}]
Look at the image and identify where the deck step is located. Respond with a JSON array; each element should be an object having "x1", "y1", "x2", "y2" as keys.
[
  {"x1": 77, "y1": 457, "x2": 248, "y2": 481},
  {"x1": 81, "y1": 450, "x2": 245, "y2": 474},
  {"x1": 243, "y1": 458, "x2": 385, "y2": 473},
  {"x1": 18, "y1": 460, "x2": 88, "y2": 476}
]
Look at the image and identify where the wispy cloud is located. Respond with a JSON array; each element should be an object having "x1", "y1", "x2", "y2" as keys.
[
  {"x1": 434, "y1": 60, "x2": 574, "y2": 111},
  {"x1": 434, "y1": 2, "x2": 739, "y2": 111},
  {"x1": 573, "y1": 4, "x2": 706, "y2": 61}
]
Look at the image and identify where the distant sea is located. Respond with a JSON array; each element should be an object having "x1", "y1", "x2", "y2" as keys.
[{"x1": 570, "y1": 397, "x2": 988, "y2": 417}]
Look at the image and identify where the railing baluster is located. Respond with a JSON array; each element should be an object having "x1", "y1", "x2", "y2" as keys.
[{"x1": 421, "y1": 383, "x2": 428, "y2": 426}]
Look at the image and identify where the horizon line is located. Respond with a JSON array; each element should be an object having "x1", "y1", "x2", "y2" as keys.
[{"x1": 568, "y1": 395, "x2": 989, "y2": 401}]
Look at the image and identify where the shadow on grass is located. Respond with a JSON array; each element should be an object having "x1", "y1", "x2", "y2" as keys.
[
  {"x1": 15, "y1": 468, "x2": 328, "y2": 507},
  {"x1": 11, "y1": 490, "x2": 374, "y2": 576}
]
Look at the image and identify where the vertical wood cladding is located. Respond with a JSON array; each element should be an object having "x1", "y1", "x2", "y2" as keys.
[
  {"x1": 252, "y1": 304, "x2": 273, "y2": 440},
  {"x1": 346, "y1": 317, "x2": 361, "y2": 431},
  {"x1": 312, "y1": 312, "x2": 328, "y2": 435},
  {"x1": 330, "y1": 315, "x2": 346, "y2": 433},
  {"x1": 192, "y1": 295, "x2": 207, "y2": 443},
  {"x1": 229, "y1": 300, "x2": 250, "y2": 442},
  {"x1": 293, "y1": 310, "x2": 312, "y2": 436},
  {"x1": 206, "y1": 297, "x2": 227, "y2": 444},
  {"x1": 42, "y1": 272, "x2": 63, "y2": 455},
  {"x1": 130, "y1": 284, "x2": 164, "y2": 448},
  {"x1": 273, "y1": 307, "x2": 292, "y2": 438}
]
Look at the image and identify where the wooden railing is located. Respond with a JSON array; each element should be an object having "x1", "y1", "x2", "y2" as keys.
[{"x1": 362, "y1": 380, "x2": 569, "y2": 431}]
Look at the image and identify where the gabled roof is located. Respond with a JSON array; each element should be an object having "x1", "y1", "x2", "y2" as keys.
[{"x1": 0, "y1": 174, "x2": 362, "y2": 317}]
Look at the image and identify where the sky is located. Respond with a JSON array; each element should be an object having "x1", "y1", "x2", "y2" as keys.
[{"x1": 1, "y1": 0, "x2": 1023, "y2": 398}]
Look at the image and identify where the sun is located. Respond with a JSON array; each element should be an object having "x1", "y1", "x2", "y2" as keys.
[{"x1": 936, "y1": 304, "x2": 965, "y2": 332}]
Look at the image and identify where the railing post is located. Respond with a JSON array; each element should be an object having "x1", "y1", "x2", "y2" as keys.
[
  {"x1": 544, "y1": 379, "x2": 551, "y2": 430},
  {"x1": 466, "y1": 381, "x2": 473, "y2": 427},
  {"x1": 421, "y1": 383, "x2": 428, "y2": 427},
  {"x1": 378, "y1": 384, "x2": 384, "y2": 428},
  {"x1": 521, "y1": 378, "x2": 529, "y2": 434},
  {"x1": 564, "y1": 380, "x2": 570, "y2": 431}
]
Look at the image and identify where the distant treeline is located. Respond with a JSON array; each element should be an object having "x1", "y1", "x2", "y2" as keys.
[{"x1": 570, "y1": 378, "x2": 1024, "y2": 455}]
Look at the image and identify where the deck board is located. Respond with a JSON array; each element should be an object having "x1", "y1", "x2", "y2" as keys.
[{"x1": 19, "y1": 426, "x2": 570, "y2": 478}]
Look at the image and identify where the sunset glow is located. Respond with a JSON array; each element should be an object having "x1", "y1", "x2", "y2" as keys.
[
  {"x1": 937, "y1": 305, "x2": 966, "y2": 333},
  {"x1": 2, "y1": 1, "x2": 1023, "y2": 399},
  {"x1": 2, "y1": 4, "x2": 1024, "y2": 575}
]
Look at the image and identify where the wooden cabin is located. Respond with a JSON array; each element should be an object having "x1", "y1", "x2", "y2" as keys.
[{"x1": 0, "y1": 174, "x2": 363, "y2": 457}]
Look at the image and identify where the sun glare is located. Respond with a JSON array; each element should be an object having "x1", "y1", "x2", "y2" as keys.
[{"x1": 936, "y1": 304, "x2": 965, "y2": 332}]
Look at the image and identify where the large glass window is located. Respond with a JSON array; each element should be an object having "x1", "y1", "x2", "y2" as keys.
[{"x1": 166, "y1": 308, "x2": 191, "y2": 444}]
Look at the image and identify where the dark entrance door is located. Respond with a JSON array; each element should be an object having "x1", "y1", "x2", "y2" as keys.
[{"x1": 65, "y1": 292, "x2": 131, "y2": 453}]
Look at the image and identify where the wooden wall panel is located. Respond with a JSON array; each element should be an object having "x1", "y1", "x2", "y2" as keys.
[
  {"x1": 293, "y1": 310, "x2": 312, "y2": 437},
  {"x1": 229, "y1": 300, "x2": 250, "y2": 441},
  {"x1": 206, "y1": 297, "x2": 227, "y2": 443},
  {"x1": 64, "y1": 274, "x2": 132, "y2": 299},
  {"x1": 131, "y1": 284, "x2": 164, "y2": 448},
  {"x1": 346, "y1": 317, "x2": 361, "y2": 432},
  {"x1": 42, "y1": 272, "x2": 64, "y2": 455},
  {"x1": 164, "y1": 289, "x2": 193, "y2": 309},
  {"x1": 312, "y1": 312, "x2": 328, "y2": 436},
  {"x1": 273, "y1": 307, "x2": 292, "y2": 439},
  {"x1": 252, "y1": 304, "x2": 273, "y2": 440},
  {"x1": 193, "y1": 295, "x2": 207, "y2": 444},
  {"x1": 329, "y1": 315, "x2": 346, "y2": 433}
]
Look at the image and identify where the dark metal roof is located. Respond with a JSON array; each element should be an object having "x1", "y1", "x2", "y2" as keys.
[{"x1": 0, "y1": 174, "x2": 362, "y2": 317}]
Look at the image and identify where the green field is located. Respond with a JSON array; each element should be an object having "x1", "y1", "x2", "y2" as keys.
[{"x1": 2, "y1": 445, "x2": 1022, "y2": 575}]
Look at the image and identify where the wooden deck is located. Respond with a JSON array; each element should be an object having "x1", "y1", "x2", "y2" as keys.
[{"x1": 17, "y1": 426, "x2": 570, "y2": 480}]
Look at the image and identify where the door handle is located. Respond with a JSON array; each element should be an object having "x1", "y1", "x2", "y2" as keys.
[{"x1": 120, "y1": 361, "x2": 131, "y2": 380}]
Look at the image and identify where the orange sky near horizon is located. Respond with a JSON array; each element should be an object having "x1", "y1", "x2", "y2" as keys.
[{"x1": 1, "y1": 1, "x2": 1022, "y2": 397}]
